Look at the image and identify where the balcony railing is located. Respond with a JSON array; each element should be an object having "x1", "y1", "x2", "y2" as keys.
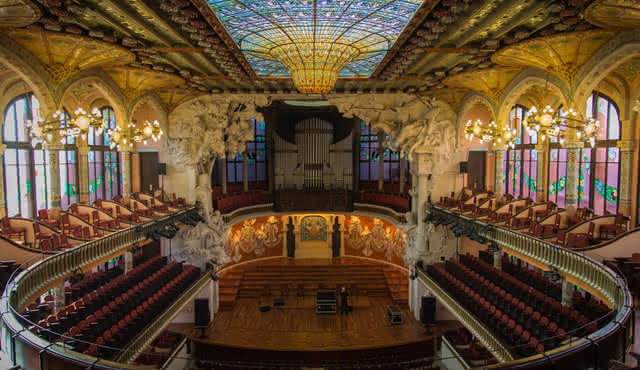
[{"x1": 417, "y1": 270, "x2": 515, "y2": 363}]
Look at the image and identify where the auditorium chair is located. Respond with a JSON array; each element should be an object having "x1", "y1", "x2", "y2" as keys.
[
  {"x1": 541, "y1": 214, "x2": 562, "y2": 237},
  {"x1": 38, "y1": 209, "x2": 59, "y2": 229},
  {"x1": 32, "y1": 223, "x2": 54, "y2": 249},
  {"x1": 599, "y1": 213, "x2": 629, "y2": 240},
  {"x1": 70, "y1": 203, "x2": 90, "y2": 222},
  {"x1": 1, "y1": 217, "x2": 26, "y2": 242},
  {"x1": 61, "y1": 214, "x2": 82, "y2": 236},
  {"x1": 511, "y1": 207, "x2": 533, "y2": 228}
]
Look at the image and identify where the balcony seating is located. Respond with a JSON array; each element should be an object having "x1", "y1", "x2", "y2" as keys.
[
  {"x1": 172, "y1": 193, "x2": 186, "y2": 208},
  {"x1": 598, "y1": 213, "x2": 629, "y2": 240},
  {"x1": 541, "y1": 214, "x2": 562, "y2": 237},
  {"x1": 511, "y1": 208, "x2": 533, "y2": 228},
  {"x1": 70, "y1": 204, "x2": 90, "y2": 222},
  {"x1": 116, "y1": 206, "x2": 137, "y2": 224},
  {"x1": 217, "y1": 191, "x2": 265, "y2": 213},
  {"x1": 133, "y1": 202, "x2": 154, "y2": 218},
  {"x1": 515, "y1": 198, "x2": 532, "y2": 215},
  {"x1": 94, "y1": 200, "x2": 114, "y2": 217},
  {"x1": 360, "y1": 191, "x2": 410, "y2": 212},
  {"x1": 91, "y1": 210, "x2": 113, "y2": 230},
  {"x1": 534, "y1": 202, "x2": 556, "y2": 222},
  {"x1": 475, "y1": 200, "x2": 493, "y2": 218},
  {"x1": 1, "y1": 260, "x2": 18, "y2": 292},
  {"x1": 567, "y1": 208, "x2": 593, "y2": 228},
  {"x1": 38, "y1": 209, "x2": 59, "y2": 229},
  {"x1": 359, "y1": 181, "x2": 410, "y2": 195},
  {"x1": 1, "y1": 217, "x2": 26, "y2": 242},
  {"x1": 33, "y1": 223, "x2": 55, "y2": 249},
  {"x1": 60, "y1": 214, "x2": 82, "y2": 236}
]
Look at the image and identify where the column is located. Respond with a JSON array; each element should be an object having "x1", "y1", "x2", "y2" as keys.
[
  {"x1": 486, "y1": 151, "x2": 495, "y2": 192},
  {"x1": 494, "y1": 146, "x2": 506, "y2": 196},
  {"x1": 243, "y1": 152, "x2": 249, "y2": 192},
  {"x1": 220, "y1": 158, "x2": 227, "y2": 195},
  {"x1": 561, "y1": 279, "x2": 573, "y2": 307},
  {"x1": 377, "y1": 135, "x2": 384, "y2": 192},
  {"x1": 46, "y1": 146, "x2": 62, "y2": 208},
  {"x1": 535, "y1": 144, "x2": 548, "y2": 202},
  {"x1": 414, "y1": 152, "x2": 432, "y2": 253},
  {"x1": 399, "y1": 155, "x2": 406, "y2": 194},
  {"x1": 617, "y1": 137, "x2": 635, "y2": 218},
  {"x1": 339, "y1": 217, "x2": 345, "y2": 257},
  {"x1": 121, "y1": 150, "x2": 131, "y2": 198},
  {"x1": 53, "y1": 282, "x2": 66, "y2": 312},
  {"x1": 493, "y1": 248, "x2": 502, "y2": 271},
  {"x1": 0, "y1": 144, "x2": 6, "y2": 217},
  {"x1": 564, "y1": 140, "x2": 583, "y2": 215},
  {"x1": 78, "y1": 144, "x2": 90, "y2": 204}
]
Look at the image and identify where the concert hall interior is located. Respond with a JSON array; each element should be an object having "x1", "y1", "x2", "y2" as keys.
[{"x1": 1, "y1": 1, "x2": 640, "y2": 369}]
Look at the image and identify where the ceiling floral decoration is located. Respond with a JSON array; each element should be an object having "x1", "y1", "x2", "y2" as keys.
[
  {"x1": 584, "y1": 0, "x2": 640, "y2": 29},
  {"x1": 443, "y1": 67, "x2": 523, "y2": 103}
]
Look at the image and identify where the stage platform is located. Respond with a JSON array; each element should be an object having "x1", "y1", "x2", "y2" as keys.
[{"x1": 169, "y1": 258, "x2": 452, "y2": 365}]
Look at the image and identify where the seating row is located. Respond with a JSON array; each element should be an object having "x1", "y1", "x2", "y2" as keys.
[
  {"x1": 360, "y1": 191, "x2": 410, "y2": 212},
  {"x1": 217, "y1": 191, "x2": 265, "y2": 213},
  {"x1": 359, "y1": 181, "x2": 411, "y2": 195}
]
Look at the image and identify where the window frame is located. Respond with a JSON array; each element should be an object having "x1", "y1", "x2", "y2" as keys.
[
  {"x1": 88, "y1": 106, "x2": 121, "y2": 203},
  {"x1": 505, "y1": 105, "x2": 537, "y2": 201}
]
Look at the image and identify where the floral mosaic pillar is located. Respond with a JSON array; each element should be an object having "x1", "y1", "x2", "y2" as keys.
[
  {"x1": 561, "y1": 279, "x2": 573, "y2": 307},
  {"x1": 0, "y1": 144, "x2": 6, "y2": 217},
  {"x1": 121, "y1": 150, "x2": 131, "y2": 198},
  {"x1": 45, "y1": 144, "x2": 63, "y2": 209},
  {"x1": 617, "y1": 138, "x2": 635, "y2": 217},
  {"x1": 78, "y1": 144, "x2": 90, "y2": 204},
  {"x1": 535, "y1": 144, "x2": 547, "y2": 202},
  {"x1": 564, "y1": 140, "x2": 583, "y2": 214},
  {"x1": 494, "y1": 146, "x2": 506, "y2": 196},
  {"x1": 413, "y1": 152, "x2": 432, "y2": 253}
]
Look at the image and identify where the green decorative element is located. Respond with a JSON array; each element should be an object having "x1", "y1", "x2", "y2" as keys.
[
  {"x1": 64, "y1": 183, "x2": 78, "y2": 197},
  {"x1": 25, "y1": 180, "x2": 31, "y2": 196},
  {"x1": 89, "y1": 175, "x2": 103, "y2": 194},
  {"x1": 594, "y1": 178, "x2": 617, "y2": 203},
  {"x1": 548, "y1": 176, "x2": 566, "y2": 195},
  {"x1": 523, "y1": 172, "x2": 536, "y2": 192}
]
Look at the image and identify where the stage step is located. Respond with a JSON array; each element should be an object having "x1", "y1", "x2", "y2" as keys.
[
  {"x1": 218, "y1": 270, "x2": 244, "y2": 311},
  {"x1": 383, "y1": 268, "x2": 409, "y2": 309}
]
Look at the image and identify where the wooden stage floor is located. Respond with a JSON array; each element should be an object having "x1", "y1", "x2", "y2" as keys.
[{"x1": 171, "y1": 294, "x2": 434, "y2": 352}]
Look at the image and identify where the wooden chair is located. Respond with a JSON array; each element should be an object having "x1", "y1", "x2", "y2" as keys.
[
  {"x1": 70, "y1": 204, "x2": 90, "y2": 222},
  {"x1": 38, "y1": 209, "x2": 59, "y2": 229},
  {"x1": 1, "y1": 217, "x2": 26, "y2": 242},
  {"x1": 60, "y1": 214, "x2": 81, "y2": 236}
]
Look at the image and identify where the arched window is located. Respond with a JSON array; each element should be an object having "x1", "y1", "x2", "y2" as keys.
[
  {"x1": 88, "y1": 106, "x2": 121, "y2": 204},
  {"x1": 548, "y1": 107, "x2": 567, "y2": 208},
  {"x1": 578, "y1": 91, "x2": 620, "y2": 215},
  {"x1": 226, "y1": 153, "x2": 244, "y2": 184},
  {"x1": 2, "y1": 93, "x2": 53, "y2": 217},
  {"x1": 59, "y1": 110, "x2": 78, "y2": 209},
  {"x1": 505, "y1": 105, "x2": 537, "y2": 201},
  {"x1": 246, "y1": 118, "x2": 267, "y2": 185}
]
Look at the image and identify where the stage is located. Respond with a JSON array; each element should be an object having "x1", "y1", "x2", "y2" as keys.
[{"x1": 169, "y1": 258, "x2": 450, "y2": 364}]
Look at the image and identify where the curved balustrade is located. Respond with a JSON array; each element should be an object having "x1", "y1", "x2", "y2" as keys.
[{"x1": 426, "y1": 204, "x2": 633, "y2": 369}]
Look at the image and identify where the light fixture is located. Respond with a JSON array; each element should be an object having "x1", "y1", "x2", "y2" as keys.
[
  {"x1": 464, "y1": 119, "x2": 517, "y2": 148},
  {"x1": 525, "y1": 105, "x2": 600, "y2": 147},
  {"x1": 67, "y1": 107, "x2": 106, "y2": 141},
  {"x1": 26, "y1": 111, "x2": 65, "y2": 148},
  {"x1": 107, "y1": 120, "x2": 164, "y2": 150}
]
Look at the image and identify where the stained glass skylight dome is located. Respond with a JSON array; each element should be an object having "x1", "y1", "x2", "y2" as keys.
[{"x1": 206, "y1": 0, "x2": 423, "y2": 94}]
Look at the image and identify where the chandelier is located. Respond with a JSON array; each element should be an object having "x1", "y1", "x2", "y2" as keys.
[
  {"x1": 525, "y1": 105, "x2": 600, "y2": 147},
  {"x1": 269, "y1": 41, "x2": 361, "y2": 94},
  {"x1": 107, "y1": 120, "x2": 163, "y2": 150},
  {"x1": 464, "y1": 120, "x2": 518, "y2": 148},
  {"x1": 26, "y1": 107, "x2": 106, "y2": 147}
]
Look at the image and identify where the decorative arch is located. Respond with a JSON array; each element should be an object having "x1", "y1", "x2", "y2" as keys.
[
  {"x1": 0, "y1": 32, "x2": 56, "y2": 117},
  {"x1": 129, "y1": 92, "x2": 168, "y2": 127},
  {"x1": 57, "y1": 70, "x2": 128, "y2": 125},
  {"x1": 457, "y1": 92, "x2": 497, "y2": 138},
  {"x1": 573, "y1": 30, "x2": 640, "y2": 120},
  {"x1": 497, "y1": 68, "x2": 570, "y2": 127}
]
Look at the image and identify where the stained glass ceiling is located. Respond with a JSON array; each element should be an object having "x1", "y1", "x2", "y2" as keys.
[{"x1": 206, "y1": 0, "x2": 423, "y2": 78}]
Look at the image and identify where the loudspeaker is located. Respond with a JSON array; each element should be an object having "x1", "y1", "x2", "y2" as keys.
[
  {"x1": 194, "y1": 299, "x2": 210, "y2": 328},
  {"x1": 459, "y1": 161, "x2": 468, "y2": 174},
  {"x1": 420, "y1": 296, "x2": 436, "y2": 326},
  {"x1": 158, "y1": 163, "x2": 167, "y2": 175},
  {"x1": 273, "y1": 298, "x2": 285, "y2": 306}
]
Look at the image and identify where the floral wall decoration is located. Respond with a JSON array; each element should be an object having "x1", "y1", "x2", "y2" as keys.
[
  {"x1": 344, "y1": 216, "x2": 406, "y2": 266},
  {"x1": 300, "y1": 216, "x2": 328, "y2": 241},
  {"x1": 224, "y1": 216, "x2": 283, "y2": 264}
]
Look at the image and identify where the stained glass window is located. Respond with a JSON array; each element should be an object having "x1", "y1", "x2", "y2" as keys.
[
  {"x1": 506, "y1": 105, "x2": 536, "y2": 201},
  {"x1": 581, "y1": 91, "x2": 620, "y2": 215},
  {"x1": 205, "y1": 0, "x2": 422, "y2": 78},
  {"x1": 359, "y1": 122, "x2": 379, "y2": 182},
  {"x1": 2, "y1": 93, "x2": 52, "y2": 217},
  {"x1": 246, "y1": 119, "x2": 267, "y2": 185},
  {"x1": 59, "y1": 150, "x2": 78, "y2": 209},
  {"x1": 88, "y1": 107, "x2": 121, "y2": 203},
  {"x1": 548, "y1": 148, "x2": 567, "y2": 208},
  {"x1": 227, "y1": 152, "x2": 244, "y2": 184}
]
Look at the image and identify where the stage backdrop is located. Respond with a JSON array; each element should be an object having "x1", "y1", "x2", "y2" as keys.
[
  {"x1": 223, "y1": 216, "x2": 284, "y2": 265},
  {"x1": 344, "y1": 216, "x2": 406, "y2": 267}
]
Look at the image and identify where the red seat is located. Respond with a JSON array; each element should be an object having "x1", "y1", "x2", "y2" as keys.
[{"x1": 38, "y1": 209, "x2": 59, "y2": 228}]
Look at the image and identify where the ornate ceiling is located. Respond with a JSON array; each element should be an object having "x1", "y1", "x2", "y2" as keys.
[{"x1": 0, "y1": 0, "x2": 628, "y2": 102}]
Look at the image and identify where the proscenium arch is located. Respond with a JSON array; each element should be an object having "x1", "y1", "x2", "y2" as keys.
[
  {"x1": 496, "y1": 69, "x2": 570, "y2": 128},
  {"x1": 57, "y1": 70, "x2": 129, "y2": 126},
  {"x1": 0, "y1": 32, "x2": 56, "y2": 117},
  {"x1": 573, "y1": 30, "x2": 640, "y2": 120}
]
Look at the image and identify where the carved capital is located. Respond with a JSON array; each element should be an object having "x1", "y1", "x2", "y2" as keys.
[
  {"x1": 0, "y1": 144, "x2": 6, "y2": 155},
  {"x1": 617, "y1": 140, "x2": 636, "y2": 152},
  {"x1": 78, "y1": 146, "x2": 91, "y2": 156},
  {"x1": 633, "y1": 99, "x2": 640, "y2": 113},
  {"x1": 563, "y1": 140, "x2": 584, "y2": 150}
]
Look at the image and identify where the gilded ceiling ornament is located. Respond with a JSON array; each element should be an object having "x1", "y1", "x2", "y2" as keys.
[
  {"x1": 103, "y1": 67, "x2": 185, "y2": 104},
  {"x1": 0, "y1": 0, "x2": 41, "y2": 28},
  {"x1": 491, "y1": 30, "x2": 618, "y2": 87},
  {"x1": 443, "y1": 67, "x2": 523, "y2": 103},
  {"x1": 584, "y1": 0, "x2": 640, "y2": 29},
  {"x1": 615, "y1": 58, "x2": 640, "y2": 83}
]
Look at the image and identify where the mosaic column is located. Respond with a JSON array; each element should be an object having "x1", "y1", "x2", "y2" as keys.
[
  {"x1": 121, "y1": 150, "x2": 131, "y2": 198},
  {"x1": 564, "y1": 140, "x2": 583, "y2": 214},
  {"x1": 493, "y1": 249, "x2": 502, "y2": 271},
  {"x1": 0, "y1": 144, "x2": 6, "y2": 217},
  {"x1": 617, "y1": 138, "x2": 635, "y2": 218},
  {"x1": 414, "y1": 152, "x2": 432, "y2": 252},
  {"x1": 220, "y1": 158, "x2": 227, "y2": 195},
  {"x1": 486, "y1": 151, "x2": 495, "y2": 192},
  {"x1": 378, "y1": 135, "x2": 384, "y2": 192},
  {"x1": 45, "y1": 144, "x2": 63, "y2": 208},
  {"x1": 78, "y1": 144, "x2": 90, "y2": 204},
  {"x1": 535, "y1": 144, "x2": 548, "y2": 202},
  {"x1": 494, "y1": 146, "x2": 506, "y2": 196},
  {"x1": 561, "y1": 279, "x2": 573, "y2": 307},
  {"x1": 399, "y1": 156, "x2": 406, "y2": 194},
  {"x1": 243, "y1": 153, "x2": 249, "y2": 192}
]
